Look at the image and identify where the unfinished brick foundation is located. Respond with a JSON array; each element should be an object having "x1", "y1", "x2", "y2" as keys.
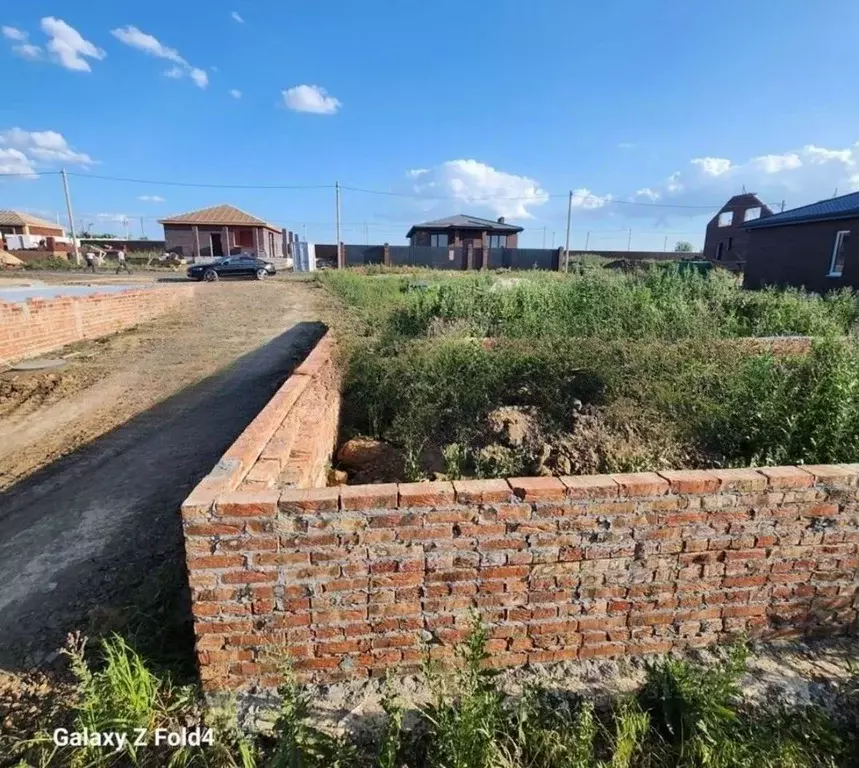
[
  {"x1": 0, "y1": 285, "x2": 195, "y2": 362},
  {"x1": 182, "y1": 334, "x2": 859, "y2": 695}
]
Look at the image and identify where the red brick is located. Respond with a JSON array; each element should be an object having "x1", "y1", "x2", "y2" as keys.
[
  {"x1": 340, "y1": 483, "x2": 399, "y2": 510},
  {"x1": 279, "y1": 487, "x2": 340, "y2": 513},
  {"x1": 452, "y1": 479, "x2": 511, "y2": 504},
  {"x1": 657, "y1": 470, "x2": 720, "y2": 494},
  {"x1": 559, "y1": 475, "x2": 619, "y2": 499},
  {"x1": 758, "y1": 466, "x2": 814, "y2": 488},
  {"x1": 509, "y1": 476, "x2": 566, "y2": 502},
  {"x1": 802, "y1": 465, "x2": 859, "y2": 486},
  {"x1": 215, "y1": 490, "x2": 279, "y2": 518},
  {"x1": 611, "y1": 472, "x2": 669, "y2": 497},
  {"x1": 188, "y1": 555, "x2": 245, "y2": 570},
  {"x1": 398, "y1": 481, "x2": 455, "y2": 507},
  {"x1": 220, "y1": 570, "x2": 277, "y2": 584},
  {"x1": 708, "y1": 468, "x2": 767, "y2": 492}
]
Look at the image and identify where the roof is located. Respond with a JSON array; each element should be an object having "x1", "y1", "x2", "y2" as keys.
[
  {"x1": 159, "y1": 204, "x2": 280, "y2": 231},
  {"x1": 0, "y1": 210, "x2": 65, "y2": 230},
  {"x1": 745, "y1": 191, "x2": 859, "y2": 230},
  {"x1": 406, "y1": 213, "x2": 524, "y2": 238}
]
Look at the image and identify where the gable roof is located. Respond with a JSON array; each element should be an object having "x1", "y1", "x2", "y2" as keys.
[
  {"x1": 709, "y1": 193, "x2": 772, "y2": 225},
  {"x1": 406, "y1": 213, "x2": 524, "y2": 238},
  {"x1": 745, "y1": 191, "x2": 859, "y2": 229},
  {"x1": 0, "y1": 210, "x2": 65, "y2": 230},
  {"x1": 159, "y1": 204, "x2": 280, "y2": 231}
]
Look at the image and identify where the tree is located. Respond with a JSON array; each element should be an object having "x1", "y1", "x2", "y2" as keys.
[{"x1": 674, "y1": 240, "x2": 695, "y2": 253}]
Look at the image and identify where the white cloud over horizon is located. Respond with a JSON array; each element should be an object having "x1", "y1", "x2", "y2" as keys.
[
  {"x1": 231, "y1": 11, "x2": 245, "y2": 23},
  {"x1": 229, "y1": 89, "x2": 242, "y2": 99},
  {"x1": 111, "y1": 25, "x2": 207, "y2": 88},
  {"x1": 408, "y1": 159, "x2": 549, "y2": 219},
  {"x1": 0, "y1": 128, "x2": 94, "y2": 166},
  {"x1": 138, "y1": 195, "x2": 165, "y2": 202},
  {"x1": 41, "y1": 17, "x2": 105, "y2": 72},
  {"x1": 282, "y1": 85, "x2": 341, "y2": 114}
]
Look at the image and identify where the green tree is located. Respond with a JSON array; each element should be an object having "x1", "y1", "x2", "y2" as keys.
[{"x1": 674, "y1": 240, "x2": 695, "y2": 253}]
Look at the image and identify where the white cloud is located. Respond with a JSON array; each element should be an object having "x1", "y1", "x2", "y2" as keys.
[
  {"x1": 634, "y1": 187, "x2": 660, "y2": 201},
  {"x1": 41, "y1": 17, "x2": 105, "y2": 72},
  {"x1": 229, "y1": 89, "x2": 242, "y2": 99},
  {"x1": 691, "y1": 157, "x2": 733, "y2": 177},
  {"x1": 0, "y1": 148, "x2": 37, "y2": 177},
  {"x1": 666, "y1": 172, "x2": 683, "y2": 193},
  {"x1": 618, "y1": 142, "x2": 636, "y2": 150},
  {"x1": 0, "y1": 128, "x2": 93, "y2": 165},
  {"x1": 13, "y1": 43, "x2": 42, "y2": 60},
  {"x1": 2, "y1": 26, "x2": 26, "y2": 41},
  {"x1": 138, "y1": 195, "x2": 165, "y2": 202},
  {"x1": 751, "y1": 153, "x2": 802, "y2": 173},
  {"x1": 282, "y1": 84, "x2": 341, "y2": 114},
  {"x1": 802, "y1": 144, "x2": 853, "y2": 165},
  {"x1": 111, "y1": 25, "x2": 206, "y2": 87},
  {"x1": 407, "y1": 168, "x2": 429, "y2": 178},
  {"x1": 231, "y1": 11, "x2": 245, "y2": 23},
  {"x1": 409, "y1": 159, "x2": 549, "y2": 219},
  {"x1": 571, "y1": 188, "x2": 612, "y2": 209},
  {"x1": 189, "y1": 67, "x2": 208, "y2": 88}
]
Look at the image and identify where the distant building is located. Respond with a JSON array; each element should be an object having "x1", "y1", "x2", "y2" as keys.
[
  {"x1": 159, "y1": 204, "x2": 284, "y2": 260},
  {"x1": 0, "y1": 210, "x2": 65, "y2": 238},
  {"x1": 703, "y1": 194, "x2": 772, "y2": 268},
  {"x1": 406, "y1": 214, "x2": 523, "y2": 249},
  {"x1": 743, "y1": 191, "x2": 859, "y2": 292}
]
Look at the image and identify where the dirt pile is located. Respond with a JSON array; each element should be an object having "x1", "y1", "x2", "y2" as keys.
[{"x1": 0, "y1": 371, "x2": 76, "y2": 415}]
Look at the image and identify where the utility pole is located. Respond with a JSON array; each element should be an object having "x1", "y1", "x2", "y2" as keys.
[
  {"x1": 302, "y1": 223, "x2": 307, "y2": 241},
  {"x1": 61, "y1": 169, "x2": 80, "y2": 265},
  {"x1": 335, "y1": 182, "x2": 342, "y2": 268},
  {"x1": 140, "y1": 216, "x2": 145, "y2": 239},
  {"x1": 563, "y1": 190, "x2": 572, "y2": 272},
  {"x1": 627, "y1": 228, "x2": 632, "y2": 252},
  {"x1": 551, "y1": 231, "x2": 556, "y2": 248},
  {"x1": 663, "y1": 235, "x2": 668, "y2": 254},
  {"x1": 780, "y1": 200, "x2": 785, "y2": 212},
  {"x1": 584, "y1": 231, "x2": 590, "y2": 251}
]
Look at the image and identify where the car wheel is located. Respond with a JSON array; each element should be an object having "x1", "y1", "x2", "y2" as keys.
[
  {"x1": 255, "y1": 267, "x2": 268, "y2": 280},
  {"x1": 204, "y1": 269, "x2": 218, "y2": 282}
]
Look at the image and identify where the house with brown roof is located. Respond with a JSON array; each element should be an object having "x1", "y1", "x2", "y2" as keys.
[
  {"x1": 159, "y1": 204, "x2": 284, "y2": 260},
  {"x1": 0, "y1": 210, "x2": 65, "y2": 238}
]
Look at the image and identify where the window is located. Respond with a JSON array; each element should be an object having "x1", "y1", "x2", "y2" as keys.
[
  {"x1": 430, "y1": 233, "x2": 448, "y2": 247},
  {"x1": 727, "y1": 236, "x2": 733, "y2": 251},
  {"x1": 489, "y1": 234, "x2": 507, "y2": 248},
  {"x1": 744, "y1": 206, "x2": 762, "y2": 222},
  {"x1": 715, "y1": 242, "x2": 723, "y2": 262},
  {"x1": 718, "y1": 211, "x2": 734, "y2": 227},
  {"x1": 829, "y1": 230, "x2": 851, "y2": 277}
]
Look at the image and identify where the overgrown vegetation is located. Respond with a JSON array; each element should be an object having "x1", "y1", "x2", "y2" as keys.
[
  {"x1": 321, "y1": 267, "x2": 859, "y2": 479},
  {"x1": 8, "y1": 619, "x2": 856, "y2": 767}
]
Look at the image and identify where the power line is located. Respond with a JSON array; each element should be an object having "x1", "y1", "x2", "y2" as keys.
[{"x1": 64, "y1": 171, "x2": 334, "y2": 190}]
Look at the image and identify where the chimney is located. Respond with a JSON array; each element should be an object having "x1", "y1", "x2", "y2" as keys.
[{"x1": 497, "y1": 216, "x2": 505, "y2": 224}]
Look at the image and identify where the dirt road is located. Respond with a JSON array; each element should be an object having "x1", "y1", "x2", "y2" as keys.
[{"x1": 0, "y1": 279, "x2": 325, "y2": 670}]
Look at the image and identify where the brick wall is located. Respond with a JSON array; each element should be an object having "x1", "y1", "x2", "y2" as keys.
[
  {"x1": 182, "y1": 462, "x2": 859, "y2": 693},
  {"x1": 0, "y1": 285, "x2": 195, "y2": 362}
]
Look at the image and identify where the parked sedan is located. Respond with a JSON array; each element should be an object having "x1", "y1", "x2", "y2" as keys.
[{"x1": 187, "y1": 256, "x2": 276, "y2": 282}]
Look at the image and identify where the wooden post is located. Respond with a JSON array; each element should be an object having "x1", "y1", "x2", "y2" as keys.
[
  {"x1": 193, "y1": 225, "x2": 200, "y2": 260},
  {"x1": 383, "y1": 243, "x2": 391, "y2": 266},
  {"x1": 223, "y1": 226, "x2": 230, "y2": 257}
]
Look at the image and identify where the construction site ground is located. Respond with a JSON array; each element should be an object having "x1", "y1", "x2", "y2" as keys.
[{"x1": 0, "y1": 274, "x2": 325, "y2": 671}]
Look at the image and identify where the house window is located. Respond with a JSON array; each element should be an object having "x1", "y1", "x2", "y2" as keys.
[
  {"x1": 829, "y1": 230, "x2": 851, "y2": 277},
  {"x1": 718, "y1": 211, "x2": 734, "y2": 227},
  {"x1": 430, "y1": 233, "x2": 448, "y2": 247},
  {"x1": 744, "y1": 207, "x2": 762, "y2": 222},
  {"x1": 489, "y1": 234, "x2": 507, "y2": 248},
  {"x1": 727, "y1": 236, "x2": 733, "y2": 251},
  {"x1": 715, "y1": 242, "x2": 723, "y2": 261}
]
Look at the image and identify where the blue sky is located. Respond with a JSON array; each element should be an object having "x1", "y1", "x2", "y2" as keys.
[{"x1": 2, "y1": 0, "x2": 859, "y2": 249}]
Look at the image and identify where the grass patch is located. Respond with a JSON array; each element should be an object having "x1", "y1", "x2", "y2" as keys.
[
  {"x1": 9, "y1": 621, "x2": 854, "y2": 767},
  {"x1": 322, "y1": 267, "x2": 859, "y2": 479}
]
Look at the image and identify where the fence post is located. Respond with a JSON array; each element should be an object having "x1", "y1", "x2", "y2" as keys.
[
  {"x1": 384, "y1": 243, "x2": 391, "y2": 266},
  {"x1": 466, "y1": 243, "x2": 474, "y2": 271}
]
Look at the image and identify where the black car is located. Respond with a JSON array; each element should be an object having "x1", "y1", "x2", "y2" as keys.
[{"x1": 187, "y1": 255, "x2": 276, "y2": 282}]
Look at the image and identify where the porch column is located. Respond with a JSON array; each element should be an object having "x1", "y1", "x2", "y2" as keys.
[
  {"x1": 223, "y1": 226, "x2": 230, "y2": 256},
  {"x1": 254, "y1": 227, "x2": 261, "y2": 256},
  {"x1": 193, "y1": 225, "x2": 200, "y2": 259}
]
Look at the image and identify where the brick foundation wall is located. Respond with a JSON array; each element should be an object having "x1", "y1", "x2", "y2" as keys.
[
  {"x1": 0, "y1": 285, "x2": 195, "y2": 362},
  {"x1": 182, "y1": 460, "x2": 859, "y2": 693}
]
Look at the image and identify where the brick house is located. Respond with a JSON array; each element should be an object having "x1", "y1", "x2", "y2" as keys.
[
  {"x1": 159, "y1": 204, "x2": 284, "y2": 260},
  {"x1": 406, "y1": 214, "x2": 523, "y2": 250},
  {"x1": 743, "y1": 191, "x2": 859, "y2": 292},
  {"x1": 703, "y1": 193, "x2": 772, "y2": 268},
  {"x1": 0, "y1": 210, "x2": 65, "y2": 239}
]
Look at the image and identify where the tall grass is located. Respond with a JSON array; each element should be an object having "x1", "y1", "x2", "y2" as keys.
[{"x1": 9, "y1": 624, "x2": 853, "y2": 767}]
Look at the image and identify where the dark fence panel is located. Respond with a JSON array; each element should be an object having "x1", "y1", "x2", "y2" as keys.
[
  {"x1": 485, "y1": 248, "x2": 559, "y2": 270},
  {"x1": 389, "y1": 246, "x2": 466, "y2": 269},
  {"x1": 344, "y1": 245, "x2": 385, "y2": 266}
]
